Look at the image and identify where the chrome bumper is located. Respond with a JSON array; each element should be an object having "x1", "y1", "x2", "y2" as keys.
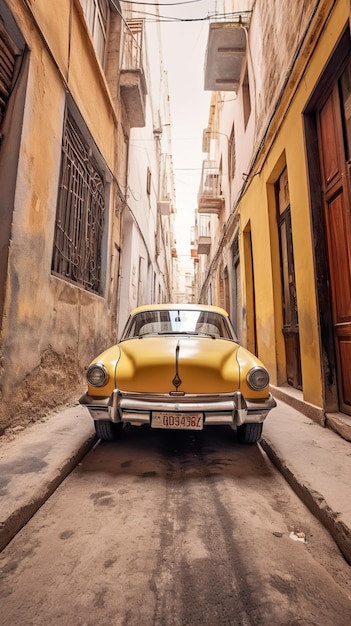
[{"x1": 79, "y1": 391, "x2": 277, "y2": 427}]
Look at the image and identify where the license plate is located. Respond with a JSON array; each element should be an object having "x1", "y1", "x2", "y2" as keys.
[{"x1": 152, "y1": 412, "x2": 203, "y2": 430}]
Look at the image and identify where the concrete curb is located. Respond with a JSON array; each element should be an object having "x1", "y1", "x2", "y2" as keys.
[{"x1": 260, "y1": 436, "x2": 351, "y2": 565}]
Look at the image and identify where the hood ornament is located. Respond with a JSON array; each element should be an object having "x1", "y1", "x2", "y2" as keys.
[
  {"x1": 172, "y1": 373, "x2": 182, "y2": 388},
  {"x1": 170, "y1": 341, "x2": 184, "y2": 395}
]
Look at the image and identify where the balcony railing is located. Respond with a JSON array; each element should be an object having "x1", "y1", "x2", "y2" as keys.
[
  {"x1": 157, "y1": 154, "x2": 173, "y2": 215},
  {"x1": 198, "y1": 160, "x2": 224, "y2": 214},
  {"x1": 196, "y1": 214, "x2": 211, "y2": 255},
  {"x1": 120, "y1": 20, "x2": 147, "y2": 127}
]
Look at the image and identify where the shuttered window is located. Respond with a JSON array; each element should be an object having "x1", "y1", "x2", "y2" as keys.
[{"x1": 0, "y1": 23, "x2": 20, "y2": 130}]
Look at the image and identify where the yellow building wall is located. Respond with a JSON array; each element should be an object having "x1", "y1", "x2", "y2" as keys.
[
  {"x1": 24, "y1": 0, "x2": 118, "y2": 169},
  {"x1": 240, "y1": 176, "x2": 278, "y2": 379},
  {"x1": 68, "y1": 6, "x2": 118, "y2": 165},
  {"x1": 0, "y1": 0, "x2": 126, "y2": 429},
  {"x1": 239, "y1": 0, "x2": 350, "y2": 408}
]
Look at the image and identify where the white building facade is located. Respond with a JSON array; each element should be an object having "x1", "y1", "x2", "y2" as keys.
[{"x1": 117, "y1": 5, "x2": 177, "y2": 332}]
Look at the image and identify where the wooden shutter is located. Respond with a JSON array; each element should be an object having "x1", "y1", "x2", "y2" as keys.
[{"x1": 0, "y1": 23, "x2": 19, "y2": 128}]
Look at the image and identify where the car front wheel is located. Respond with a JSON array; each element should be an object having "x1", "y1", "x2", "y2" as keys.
[
  {"x1": 94, "y1": 420, "x2": 123, "y2": 441},
  {"x1": 237, "y1": 422, "x2": 263, "y2": 444}
]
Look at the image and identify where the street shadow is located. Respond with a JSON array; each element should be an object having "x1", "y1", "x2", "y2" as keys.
[{"x1": 79, "y1": 424, "x2": 276, "y2": 482}]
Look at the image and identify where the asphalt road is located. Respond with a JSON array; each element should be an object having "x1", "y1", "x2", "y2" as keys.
[{"x1": 1, "y1": 425, "x2": 351, "y2": 626}]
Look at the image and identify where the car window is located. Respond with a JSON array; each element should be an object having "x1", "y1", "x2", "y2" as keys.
[{"x1": 121, "y1": 310, "x2": 235, "y2": 340}]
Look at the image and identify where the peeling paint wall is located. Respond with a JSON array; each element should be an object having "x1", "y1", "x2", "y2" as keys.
[{"x1": 0, "y1": 0, "x2": 128, "y2": 432}]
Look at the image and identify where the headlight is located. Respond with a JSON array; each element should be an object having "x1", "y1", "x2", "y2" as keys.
[
  {"x1": 247, "y1": 366, "x2": 269, "y2": 391},
  {"x1": 86, "y1": 364, "x2": 109, "y2": 387}
]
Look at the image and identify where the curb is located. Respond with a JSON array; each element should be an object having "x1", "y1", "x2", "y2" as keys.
[{"x1": 260, "y1": 436, "x2": 351, "y2": 565}]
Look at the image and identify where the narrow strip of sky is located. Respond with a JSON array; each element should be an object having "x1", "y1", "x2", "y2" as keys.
[
  {"x1": 121, "y1": 0, "x2": 216, "y2": 252},
  {"x1": 159, "y1": 0, "x2": 214, "y2": 253}
]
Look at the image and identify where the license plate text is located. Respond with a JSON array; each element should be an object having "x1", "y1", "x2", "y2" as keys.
[{"x1": 152, "y1": 412, "x2": 203, "y2": 430}]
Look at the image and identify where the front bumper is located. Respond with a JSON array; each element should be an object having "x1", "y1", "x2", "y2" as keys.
[{"x1": 79, "y1": 390, "x2": 277, "y2": 428}]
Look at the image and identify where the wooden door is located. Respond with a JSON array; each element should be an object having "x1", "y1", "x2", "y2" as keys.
[
  {"x1": 232, "y1": 234, "x2": 243, "y2": 341},
  {"x1": 317, "y1": 79, "x2": 351, "y2": 414},
  {"x1": 277, "y1": 169, "x2": 302, "y2": 389},
  {"x1": 243, "y1": 225, "x2": 257, "y2": 357}
]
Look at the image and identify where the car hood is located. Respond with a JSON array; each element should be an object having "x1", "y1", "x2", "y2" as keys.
[{"x1": 115, "y1": 336, "x2": 241, "y2": 394}]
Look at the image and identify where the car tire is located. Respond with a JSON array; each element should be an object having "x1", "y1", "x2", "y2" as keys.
[
  {"x1": 94, "y1": 420, "x2": 123, "y2": 441},
  {"x1": 237, "y1": 422, "x2": 263, "y2": 444}
]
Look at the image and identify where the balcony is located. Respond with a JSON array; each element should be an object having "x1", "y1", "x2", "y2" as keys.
[
  {"x1": 198, "y1": 160, "x2": 224, "y2": 214},
  {"x1": 157, "y1": 154, "x2": 173, "y2": 215},
  {"x1": 197, "y1": 236, "x2": 211, "y2": 255},
  {"x1": 204, "y1": 18, "x2": 248, "y2": 92},
  {"x1": 197, "y1": 215, "x2": 211, "y2": 255},
  {"x1": 120, "y1": 20, "x2": 147, "y2": 128},
  {"x1": 158, "y1": 199, "x2": 172, "y2": 215},
  {"x1": 202, "y1": 128, "x2": 212, "y2": 153}
]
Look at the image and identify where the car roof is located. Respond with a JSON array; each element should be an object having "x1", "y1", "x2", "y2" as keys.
[{"x1": 129, "y1": 303, "x2": 229, "y2": 317}]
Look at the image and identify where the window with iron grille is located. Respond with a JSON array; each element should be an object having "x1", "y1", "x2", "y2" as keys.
[{"x1": 51, "y1": 109, "x2": 105, "y2": 294}]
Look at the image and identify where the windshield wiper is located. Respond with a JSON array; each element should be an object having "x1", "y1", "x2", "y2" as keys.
[
  {"x1": 157, "y1": 331, "x2": 192, "y2": 335},
  {"x1": 157, "y1": 331, "x2": 217, "y2": 339}
]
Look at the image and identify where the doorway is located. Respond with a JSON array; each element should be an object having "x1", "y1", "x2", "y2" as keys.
[
  {"x1": 276, "y1": 168, "x2": 302, "y2": 389},
  {"x1": 316, "y1": 59, "x2": 351, "y2": 414}
]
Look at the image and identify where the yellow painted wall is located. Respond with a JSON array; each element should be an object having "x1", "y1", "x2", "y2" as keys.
[
  {"x1": 21, "y1": 0, "x2": 119, "y2": 168},
  {"x1": 0, "y1": 0, "x2": 125, "y2": 428},
  {"x1": 238, "y1": 0, "x2": 350, "y2": 408},
  {"x1": 240, "y1": 176, "x2": 277, "y2": 378},
  {"x1": 68, "y1": 6, "x2": 117, "y2": 165}
]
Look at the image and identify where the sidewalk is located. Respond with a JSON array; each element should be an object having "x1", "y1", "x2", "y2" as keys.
[
  {"x1": 0, "y1": 399, "x2": 350, "y2": 564},
  {"x1": 0, "y1": 404, "x2": 96, "y2": 552},
  {"x1": 261, "y1": 401, "x2": 351, "y2": 565}
]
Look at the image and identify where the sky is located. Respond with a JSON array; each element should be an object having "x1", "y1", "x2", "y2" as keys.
[{"x1": 158, "y1": 1, "x2": 215, "y2": 255}]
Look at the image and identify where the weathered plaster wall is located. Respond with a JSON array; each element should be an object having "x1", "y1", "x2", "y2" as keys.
[
  {"x1": 251, "y1": 0, "x2": 318, "y2": 140},
  {"x1": 0, "y1": 0, "x2": 127, "y2": 432}
]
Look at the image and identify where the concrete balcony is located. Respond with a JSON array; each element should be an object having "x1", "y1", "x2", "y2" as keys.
[
  {"x1": 197, "y1": 236, "x2": 211, "y2": 255},
  {"x1": 198, "y1": 160, "x2": 224, "y2": 214},
  {"x1": 120, "y1": 68, "x2": 147, "y2": 127},
  {"x1": 158, "y1": 154, "x2": 173, "y2": 215},
  {"x1": 120, "y1": 20, "x2": 147, "y2": 128},
  {"x1": 157, "y1": 199, "x2": 172, "y2": 215},
  {"x1": 204, "y1": 20, "x2": 247, "y2": 92},
  {"x1": 196, "y1": 215, "x2": 211, "y2": 255}
]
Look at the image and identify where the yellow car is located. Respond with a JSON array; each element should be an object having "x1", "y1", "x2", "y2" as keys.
[{"x1": 79, "y1": 304, "x2": 276, "y2": 443}]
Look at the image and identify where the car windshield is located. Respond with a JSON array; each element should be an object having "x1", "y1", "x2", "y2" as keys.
[{"x1": 121, "y1": 309, "x2": 236, "y2": 340}]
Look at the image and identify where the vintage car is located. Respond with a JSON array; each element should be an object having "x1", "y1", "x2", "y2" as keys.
[{"x1": 79, "y1": 304, "x2": 276, "y2": 443}]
